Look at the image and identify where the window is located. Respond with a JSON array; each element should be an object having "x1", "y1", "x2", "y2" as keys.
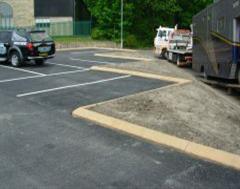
[
  {"x1": 30, "y1": 31, "x2": 52, "y2": 42},
  {"x1": 12, "y1": 31, "x2": 27, "y2": 42},
  {"x1": 36, "y1": 19, "x2": 50, "y2": 28},
  {"x1": 36, "y1": 23, "x2": 50, "y2": 28},
  {"x1": 0, "y1": 2, "x2": 13, "y2": 28},
  {"x1": 158, "y1": 30, "x2": 167, "y2": 38}
]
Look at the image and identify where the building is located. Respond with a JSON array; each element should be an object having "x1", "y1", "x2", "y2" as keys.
[
  {"x1": 0, "y1": 0, "x2": 91, "y2": 35},
  {"x1": 0, "y1": 0, "x2": 34, "y2": 27}
]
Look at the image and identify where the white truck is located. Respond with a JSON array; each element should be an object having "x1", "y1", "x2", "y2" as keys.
[
  {"x1": 154, "y1": 26, "x2": 174, "y2": 58},
  {"x1": 167, "y1": 29, "x2": 193, "y2": 67}
]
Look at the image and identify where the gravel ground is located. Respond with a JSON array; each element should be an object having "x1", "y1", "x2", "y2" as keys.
[
  {"x1": 90, "y1": 50, "x2": 240, "y2": 155},
  {"x1": 96, "y1": 50, "x2": 195, "y2": 79}
]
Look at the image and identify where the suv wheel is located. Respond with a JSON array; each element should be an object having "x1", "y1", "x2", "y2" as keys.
[
  {"x1": 35, "y1": 59, "x2": 45, "y2": 66},
  {"x1": 10, "y1": 51, "x2": 22, "y2": 67}
]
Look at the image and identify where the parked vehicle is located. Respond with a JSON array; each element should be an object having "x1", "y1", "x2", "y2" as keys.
[
  {"x1": 192, "y1": 0, "x2": 240, "y2": 84},
  {"x1": 154, "y1": 26, "x2": 174, "y2": 58},
  {"x1": 167, "y1": 29, "x2": 193, "y2": 66},
  {"x1": 0, "y1": 30, "x2": 55, "y2": 67}
]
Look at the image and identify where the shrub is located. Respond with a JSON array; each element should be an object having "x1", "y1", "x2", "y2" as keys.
[
  {"x1": 124, "y1": 34, "x2": 138, "y2": 48},
  {"x1": 91, "y1": 28, "x2": 106, "y2": 39}
]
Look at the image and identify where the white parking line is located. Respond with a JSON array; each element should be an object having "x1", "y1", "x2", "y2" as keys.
[
  {"x1": 0, "y1": 69, "x2": 90, "y2": 83},
  {"x1": 0, "y1": 75, "x2": 42, "y2": 83},
  {"x1": 0, "y1": 64, "x2": 46, "y2": 76},
  {"x1": 17, "y1": 75, "x2": 131, "y2": 98},
  {"x1": 70, "y1": 58, "x2": 115, "y2": 65},
  {"x1": 46, "y1": 62, "x2": 86, "y2": 69}
]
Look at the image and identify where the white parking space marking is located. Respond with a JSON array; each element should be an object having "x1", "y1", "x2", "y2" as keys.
[
  {"x1": 0, "y1": 64, "x2": 46, "y2": 76},
  {"x1": 0, "y1": 69, "x2": 90, "y2": 83},
  {"x1": 17, "y1": 75, "x2": 131, "y2": 98},
  {"x1": 47, "y1": 62, "x2": 86, "y2": 69},
  {"x1": 70, "y1": 58, "x2": 115, "y2": 65},
  {"x1": 0, "y1": 75, "x2": 42, "y2": 83}
]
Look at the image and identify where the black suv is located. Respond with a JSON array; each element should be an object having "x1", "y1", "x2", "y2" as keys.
[{"x1": 0, "y1": 30, "x2": 55, "y2": 67}]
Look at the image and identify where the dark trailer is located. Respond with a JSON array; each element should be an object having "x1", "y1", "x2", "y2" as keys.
[{"x1": 192, "y1": 0, "x2": 240, "y2": 83}]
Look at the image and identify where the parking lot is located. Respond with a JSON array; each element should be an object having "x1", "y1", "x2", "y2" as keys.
[
  {"x1": 0, "y1": 49, "x2": 169, "y2": 99},
  {"x1": 0, "y1": 49, "x2": 239, "y2": 188}
]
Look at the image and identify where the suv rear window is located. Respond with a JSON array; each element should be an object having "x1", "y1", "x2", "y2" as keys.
[{"x1": 30, "y1": 32, "x2": 52, "y2": 42}]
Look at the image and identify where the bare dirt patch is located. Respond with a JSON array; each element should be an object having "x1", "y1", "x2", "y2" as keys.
[{"x1": 90, "y1": 50, "x2": 240, "y2": 155}]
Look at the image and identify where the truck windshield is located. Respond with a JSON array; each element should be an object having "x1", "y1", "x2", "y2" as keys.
[
  {"x1": 30, "y1": 32, "x2": 52, "y2": 42},
  {"x1": 158, "y1": 30, "x2": 167, "y2": 38}
]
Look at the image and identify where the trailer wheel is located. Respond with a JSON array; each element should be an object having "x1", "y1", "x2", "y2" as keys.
[
  {"x1": 238, "y1": 68, "x2": 240, "y2": 84},
  {"x1": 203, "y1": 70, "x2": 209, "y2": 79}
]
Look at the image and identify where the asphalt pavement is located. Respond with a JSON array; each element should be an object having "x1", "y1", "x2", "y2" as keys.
[{"x1": 0, "y1": 49, "x2": 239, "y2": 189}]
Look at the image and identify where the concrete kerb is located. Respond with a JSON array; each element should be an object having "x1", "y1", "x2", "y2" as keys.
[
  {"x1": 94, "y1": 53, "x2": 153, "y2": 62},
  {"x1": 72, "y1": 108, "x2": 240, "y2": 171},
  {"x1": 57, "y1": 47, "x2": 137, "y2": 53},
  {"x1": 90, "y1": 66, "x2": 191, "y2": 84},
  {"x1": 72, "y1": 66, "x2": 240, "y2": 171}
]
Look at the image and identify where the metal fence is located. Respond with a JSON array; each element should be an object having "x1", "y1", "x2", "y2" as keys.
[{"x1": 0, "y1": 21, "x2": 92, "y2": 37}]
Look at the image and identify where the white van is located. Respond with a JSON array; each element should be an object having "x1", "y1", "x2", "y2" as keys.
[{"x1": 154, "y1": 26, "x2": 174, "y2": 58}]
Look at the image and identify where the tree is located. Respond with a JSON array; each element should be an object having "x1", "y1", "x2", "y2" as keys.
[
  {"x1": 176, "y1": 0, "x2": 213, "y2": 28},
  {"x1": 83, "y1": 0, "x2": 212, "y2": 47}
]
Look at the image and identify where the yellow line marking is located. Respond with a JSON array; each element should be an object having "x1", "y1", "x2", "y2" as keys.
[
  {"x1": 94, "y1": 53, "x2": 153, "y2": 61},
  {"x1": 72, "y1": 108, "x2": 240, "y2": 171},
  {"x1": 90, "y1": 66, "x2": 191, "y2": 84}
]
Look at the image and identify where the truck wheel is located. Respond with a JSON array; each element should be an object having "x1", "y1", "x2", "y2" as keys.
[
  {"x1": 161, "y1": 49, "x2": 167, "y2": 59},
  {"x1": 154, "y1": 48, "x2": 159, "y2": 58},
  {"x1": 10, "y1": 51, "x2": 22, "y2": 67},
  {"x1": 167, "y1": 52, "x2": 172, "y2": 62},
  {"x1": 177, "y1": 56, "x2": 182, "y2": 67},
  {"x1": 35, "y1": 59, "x2": 45, "y2": 66}
]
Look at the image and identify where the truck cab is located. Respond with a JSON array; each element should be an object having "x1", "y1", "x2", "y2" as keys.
[{"x1": 154, "y1": 26, "x2": 174, "y2": 58}]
